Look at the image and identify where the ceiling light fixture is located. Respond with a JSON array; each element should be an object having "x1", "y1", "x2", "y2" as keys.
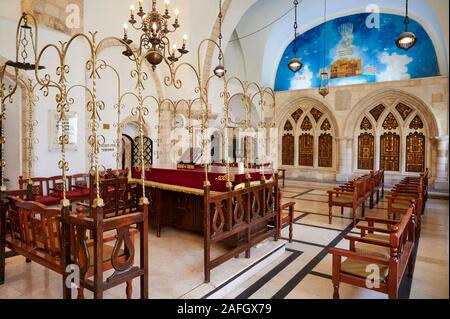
[
  {"x1": 214, "y1": 0, "x2": 226, "y2": 78},
  {"x1": 123, "y1": 0, "x2": 189, "y2": 70},
  {"x1": 396, "y1": 0, "x2": 417, "y2": 50},
  {"x1": 288, "y1": 0, "x2": 302, "y2": 73}
]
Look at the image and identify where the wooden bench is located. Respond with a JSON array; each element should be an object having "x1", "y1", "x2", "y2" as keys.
[
  {"x1": 1, "y1": 175, "x2": 148, "y2": 299},
  {"x1": 328, "y1": 179, "x2": 364, "y2": 226},
  {"x1": 329, "y1": 204, "x2": 416, "y2": 299}
]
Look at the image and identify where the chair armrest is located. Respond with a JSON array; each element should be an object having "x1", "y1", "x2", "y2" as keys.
[
  {"x1": 328, "y1": 247, "x2": 389, "y2": 265},
  {"x1": 281, "y1": 202, "x2": 295, "y2": 210},
  {"x1": 345, "y1": 235, "x2": 391, "y2": 247},
  {"x1": 365, "y1": 216, "x2": 398, "y2": 224},
  {"x1": 355, "y1": 225, "x2": 392, "y2": 234}
]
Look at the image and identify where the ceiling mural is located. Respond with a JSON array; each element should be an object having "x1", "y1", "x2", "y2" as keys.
[{"x1": 274, "y1": 13, "x2": 440, "y2": 91}]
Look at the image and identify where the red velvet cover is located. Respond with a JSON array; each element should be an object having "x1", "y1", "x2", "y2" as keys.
[{"x1": 131, "y1": 167, "x2": 273, "y2": 192}]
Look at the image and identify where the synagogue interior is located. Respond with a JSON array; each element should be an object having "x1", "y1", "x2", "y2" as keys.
[{"x1": 0, "y1": 0, "x2": 448, "y2": 301}]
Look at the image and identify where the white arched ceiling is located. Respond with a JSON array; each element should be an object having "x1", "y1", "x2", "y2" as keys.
[{"x1": 229, "y1": 0, "x2": 449, "y2": 88}]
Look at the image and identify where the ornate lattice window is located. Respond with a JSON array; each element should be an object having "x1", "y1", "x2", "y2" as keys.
[
  {"x1": 291, "y1": 109, "x2": 303, "y2": 123},
  {"x1": 382, "y1": 112, "x2": 399, "y2": 130},
  {"x1": 406, "y1": 132, "x2": 425, "y2": 172},
  {"x1": 409, "y1": 115, "x2": 424, "y2": 130},
  {"x1": 310, "y1": 108, "x2": 323, "y2": 122},
  {"x1": 300, "y1": 116, "x2": 313, "y2": 131},
  {"x1": 133, "y1": 136, "x2": 153, "y2": 167},
  {"x1": 369, "y1": 104, "x2": 385, "y2": 122},
  {"x1": 395, "y1": 103, "x2": 413, "y2": 120},
  {"x1": 360, "y1": 117, "x2": 372, "y2": 130}
]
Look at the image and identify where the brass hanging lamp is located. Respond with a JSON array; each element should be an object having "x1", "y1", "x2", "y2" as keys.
[{"x1": 288, "y1": 0, "x2": 302, "y2": 73}]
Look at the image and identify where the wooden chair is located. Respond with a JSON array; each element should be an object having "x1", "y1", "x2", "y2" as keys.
[
  {"x1": 66, "y1": 173, "x2": 90, "y2": 202},
  {"x1": 329, "y1": 204, "x2": 416, "y2": 299},
  {"x1": 328, "y1": 179, "x2": 363, "y2": 226},
  {"x1": 277, "y1": 189, "x2": 295, "y2": 242},
  {"x1": 18, "y1": 176, "x2": 60, "y2": 206},
  {"x1": 2, "y1": 181, "x2": 148, "y2": 299}
]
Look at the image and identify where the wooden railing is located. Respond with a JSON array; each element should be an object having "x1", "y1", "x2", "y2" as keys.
[{"x1": 203, "y1": 175, "x2": 279, "y2": 282}]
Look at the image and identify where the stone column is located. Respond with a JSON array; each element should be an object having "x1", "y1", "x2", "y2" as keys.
[
  {"x1": 434, "y1": 135, "x2": 449, "y2": 191},
  {"x1": 336, "y1": 137, "x2": 349, "y2": 181}
]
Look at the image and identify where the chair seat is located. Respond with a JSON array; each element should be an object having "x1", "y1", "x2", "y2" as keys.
[
  {"x1": 355, "y1": 234, "x2": 390, "y2": 259},
  {"x1": 341, "y1": 258, "x2": 389, "y2": 281},
  {"x1": 66, "y1": 189, "x2": 90, "y2": 199},
  {"x1": 392, "y1": 201, "x2": 410, "y2": 210},
  {"x1": 35, "y1": 195, "x2": 60, "y2": 206},
  {"x1": 332, "y1": 195, "x2": 353, "y2": 204}
]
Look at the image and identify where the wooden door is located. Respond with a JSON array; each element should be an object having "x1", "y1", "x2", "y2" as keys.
[
  {"x1": 358, "y1": 133, "x2": 374, "y2": 170},
  {"x1": 380, "y1": 132, "x2": 400, "y2": 171},
  {"x1": 318, "y1": 134, "x2": 332, "y2": 167},
  {"x1": 282, "y1": 134, "x2": 294, "y2": 165},
  {"x1": 406, "y1": 132, "x2": 425, "y2": 172},
  {"x1": 299, "y1": 134, "x2": 314, "y2": 166},
  {"x1": 121, "y1": 134, "x2": 133, "y2": 170}
]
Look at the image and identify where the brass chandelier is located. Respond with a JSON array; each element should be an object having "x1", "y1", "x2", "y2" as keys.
[{"x1": 124, "y1": 0, "x2": 188, "y2": 69}]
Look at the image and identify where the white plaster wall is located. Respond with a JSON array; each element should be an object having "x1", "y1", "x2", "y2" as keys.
[{"x1": 0, "y1": 15, "x2": 88, "y2": 178}]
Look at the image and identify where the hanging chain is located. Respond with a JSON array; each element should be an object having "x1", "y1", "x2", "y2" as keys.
[
  {"x1": 218, "y1": 0, "x2": 223, "y2": 61},
  {"x1": 293, "y1": 0, "x2": 299, "y2": 54},
  {"x1": 404, "y1": 0, "x2": 410, "y2": 29},
  {"x1": 323, "y1": 0, "x2": 327, "y2": 67}
]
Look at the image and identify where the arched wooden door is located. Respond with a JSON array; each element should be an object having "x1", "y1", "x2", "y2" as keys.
[
  {"x1": 406, "y1": 132, "x2": 425, "y2": 172},
  {"x1": 121, "y1": 134, "x2": 133, "y2": 170},
  {"x1": 318, "y1": 133, "x2": 332, "y2": 168},
  {"x1": 282, "y1": 134, "x2": 294, "y2": 165},
  {"x1": 380, "y1": 132, "x2": 400, "y2": 171},
  {"x1": 298, "y1": 134, "x2": 314, "y2": 166},
  {"x1": 358, "y1": 133, "x2": 374, "y2": 170}
]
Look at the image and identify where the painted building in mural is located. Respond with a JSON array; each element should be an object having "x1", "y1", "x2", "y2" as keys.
[{"x1": 274, "y1": 13, "x2": 440, "y2": 91}]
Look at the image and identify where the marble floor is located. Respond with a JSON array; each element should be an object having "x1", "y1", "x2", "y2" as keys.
[
  {"x1": 0, "y1": 181, "x2": 448, "y2": 299},
  {"x1": 222, "y1": 182, "x2": 449, "y2": 299}
]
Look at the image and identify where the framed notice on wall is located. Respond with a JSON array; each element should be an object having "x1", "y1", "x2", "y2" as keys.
[{"x1": 48, "y1": 111, "x2": 78, "y2": 151}]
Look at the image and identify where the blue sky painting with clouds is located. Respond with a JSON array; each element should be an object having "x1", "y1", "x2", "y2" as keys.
[{"x1": 274, "y1": 13, "x2": 440, "y2": 91}]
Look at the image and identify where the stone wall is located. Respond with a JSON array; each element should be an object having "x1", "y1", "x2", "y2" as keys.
[
  {"x1": 21, "y1": 0, "x2": 83, "y2": 35},
  {"x1": 275, "y1": 76, "x2": 449, "y2": 191}
]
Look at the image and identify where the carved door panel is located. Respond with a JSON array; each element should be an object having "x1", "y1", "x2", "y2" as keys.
[
  {"x1": 282, "y1": 134, "x2": 294, "y2": 165},
  {"x1": 406, "y1": 132, "x2": 425, "y2": 172},
  {"x1": 358, "y1": 133, "x2": 374, "y2": 170},
  {"x1": 318, "y1": 134, "x2": 332, "y2": 167},
  {"x1": 299, "y1": 134, "x2": 314, "y2": 166},
  {"x1": 380, "y1": 132, "x2": 400, "y2": 171}
]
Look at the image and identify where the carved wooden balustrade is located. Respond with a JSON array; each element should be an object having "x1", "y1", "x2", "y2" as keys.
[
  {"x1": 203, "y1": 175, "x2": 279, "y2": 282},
  {"x1": 66, "y1": 176, "x2": 148, "y2": 299}
]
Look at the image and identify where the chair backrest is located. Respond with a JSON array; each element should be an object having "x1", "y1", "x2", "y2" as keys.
[
  {"x1": 7, "y1": 197, "x2": 62, "y2": 256},
  {"x1": 18, "y1": 176, "x2": 49, "y2": 197},
  {"x1": 69, "y1": 173, "x2": 89, "y2": 189},
  {"x1": 48, "y1": 175, "x2": 67, "y2": 194}
]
